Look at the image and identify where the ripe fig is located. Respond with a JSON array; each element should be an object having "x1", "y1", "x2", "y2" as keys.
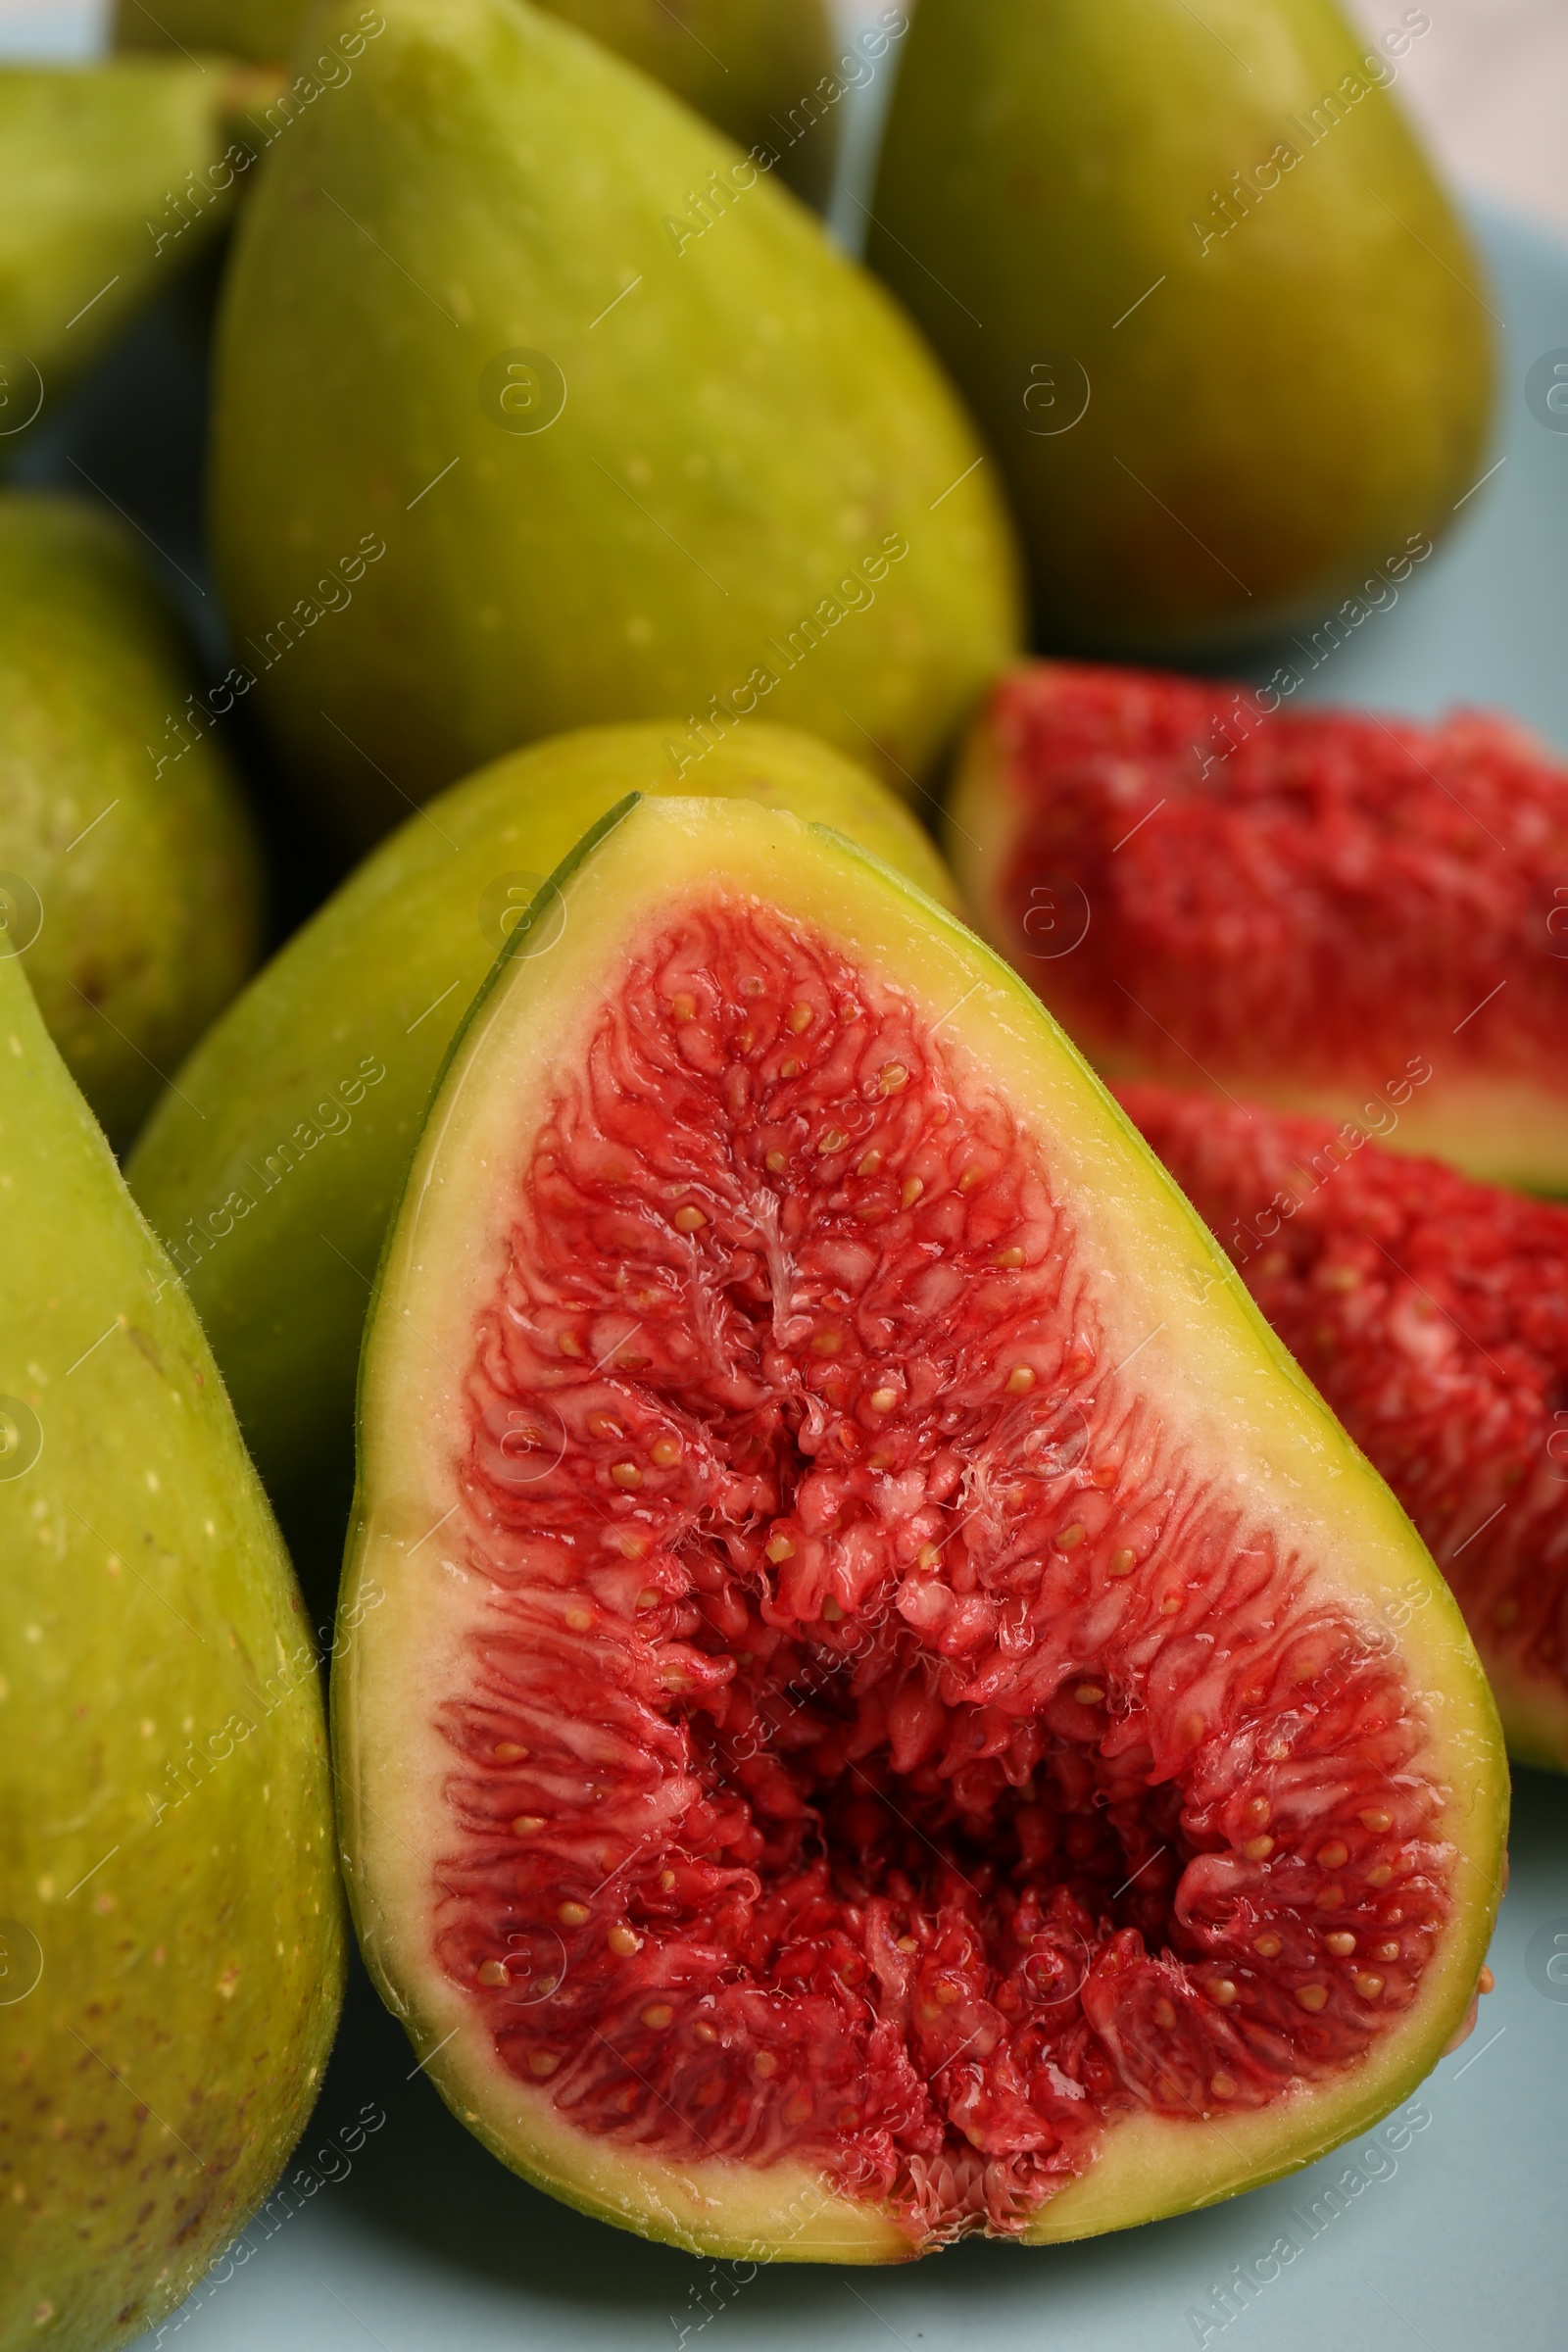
[
  {"x1": 0, "y1": 494, "x2": 263, "y2": 1146},
  {"x1": 0, "y1": 952, "x2": 342, "y2": 2345},
  {"x1": 867, "y1": 0, "x2": 1493, "y2": 653},
  {"x1": 1125, "y1": 1081, "x2": 1568, "y2": 1773},
  {"x1": 948, "y1": 661, "x2": 1568, "y2": 1194},
  {"x1": 529, "y1": 0, "x2": 848, "y2": 209},
  {"x1": 0, "y1": 55, "x2": 278, "y2": 449},
  {"x1": 208, "y1": 0, "x2": 1020, "y2": 846},
  {"x1": 336, "y1": 793, "x2": 1504, "y2": 2257}
]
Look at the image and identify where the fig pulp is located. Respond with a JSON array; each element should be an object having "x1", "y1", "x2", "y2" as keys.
[
  {"x1": 0, "y1": 953, "x2": 342, "y2": 2348},
  {"x1": 126, "y1": 721, "x2": 958, "y2": 1534},
  {"x1": 1124, "y1": 1081, "x2": 1568, "y2": 1773},
  {"x1": 949, "y1": 661, "x2": 1568, "y2": 1193},
  {"x1": 338, "y1": 796, "x2": 1504, "y2": 2259}
]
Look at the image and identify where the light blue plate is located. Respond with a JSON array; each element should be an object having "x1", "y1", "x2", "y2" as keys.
[{"x1": 120, "y1": 198, "x2": 1567, "y2": 2352}]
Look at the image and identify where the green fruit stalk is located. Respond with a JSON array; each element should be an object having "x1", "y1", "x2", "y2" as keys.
[
  {"x1": 209, "y1": 0, "x2": 1020, "y2": 847},
  {"x1": 0, "y1": 952, "x2": 343, "y2": 2351},
  {"x1": 0, "y1": 495, "x2": 264, "y2": 1146},
  {"x1": 126, "y1": 721, "x2": 960, "y2": 1522},
  {"x1": 118, "y1": 0, "x2": 850, "y2": 209},
  {"x1": 0, "y1": 56, "x2": 282, "y2": 450},
  {"x1": 867, "y1": 0, "x2": 1493, "y2": 653}
]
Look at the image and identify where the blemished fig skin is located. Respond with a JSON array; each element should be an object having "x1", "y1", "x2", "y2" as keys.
[
  {"x1": 948, "y1": 661, "x2": 1568, "y2": 1196},
  {"x1": 866, "y1": 0, "x2": 1493, "y2": 655},
  {"x1": 0, "y1": 952, "x2": 344, "y2": 2350},
  {"x1": 125, "y1": 721, "x2": 961, "y2": 1532},
  {"x1": 0, "y1": 56, "x2": 281, "y2": 452},
  {"x1": 337, "y1": 793, "x2": 1504, "y2": 2260},
  {"x1": 209, "y1": 0, "x2": 1021, "y2": 849},
  {"x1": 118, "y1": 0, "x2": 848, "y2": 210},
  {"x1": 0, "y1": 495, "x2": 264, "y2": 1148},
  {"x1": 1122, "y1": 1082, "x2": 1568, "y2": 1772}
]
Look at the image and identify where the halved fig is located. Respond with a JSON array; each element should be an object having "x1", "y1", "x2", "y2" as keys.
[
  {"x1": 947, "y1": 661, "x2": 1568, "y2": 1194},
  {"x1": 336, "y1": 796, "x2": 1505, "y2": 2260},
  {"x1": 1122, "y1": 1080, "x2": 1568, "y2": 1774}
]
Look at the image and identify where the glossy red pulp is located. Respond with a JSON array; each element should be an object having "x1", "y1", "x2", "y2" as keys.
[
  {"x1": 990, "y1": 661, "x2": 1568, "y2": 1090},
  {"x1": 1125, "y1": 1080, "x2": 1568, "y2": 1721},
  {"x1": 434, "y1": 898, "x2": 1452, "y2": 2246}
]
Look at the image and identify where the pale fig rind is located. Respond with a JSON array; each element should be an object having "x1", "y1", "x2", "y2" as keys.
[
  {"x1": 0, "y1": 494, "x2": 264, "y2": 1146},
  {"x1": 336, "y1": 795, "x2": 1505, "y2": 2259},
  {"x1": 0, "y1": 953, "x2": 343, "y2": 2349},
  {"x1": 209, "y1": 0, "x2": 1021, "y2": 845}
]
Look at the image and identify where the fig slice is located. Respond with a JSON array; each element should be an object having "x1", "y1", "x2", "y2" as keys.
[
  {"x1": 947, "y1": 660, "x2": 1568, "y2": 1194},
  {"x1": 1121, "y1": 1080, "x2": 1568, "y2": 1774},
  {"x1": 337, "y1": 795, "x2": 1505, "y2": 2260}
]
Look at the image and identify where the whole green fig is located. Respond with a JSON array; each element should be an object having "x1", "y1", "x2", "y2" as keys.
[
  {"x1": 208, "y1": 0, "x2": 1019, "y2": 848},
  {"x1": 0, "y1": 495, "x2": 264, "y2": 1146},
  {"x1": 0, "y1": 950, "x2": 342, "y2": 2351},
  {"x1": 0, "y1": 56, "x2": 279, "y2": 450},
  {"x1": 867, "y1": 0, "x2": 1493, "y2": 653}
]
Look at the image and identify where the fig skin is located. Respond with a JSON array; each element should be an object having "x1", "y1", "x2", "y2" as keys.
[
  {"x1": 117, "y1": 0, "x2": 847, "y2": 209},
  {"x1": 530, "y1": 0, "x2": 846, "y2": 210},
  {"x1": 867, "y1": 0, "x2": 1494, "y2": 655},
  {"x1": 0, "y1": 951, "x2": 343, "y2": 2351},
  {"x1": 0, "y1": 56, "x2": 280, "y2": 449},
  {"x1": 0, "y1": 496, "x2": 265, "y2": 1148},
  {"x1": 208, "y1": 0, "x2": 1021, "y2": 847},
  {"x1": 125, "y1": 720, "x2": 961, "y2": 1535}
]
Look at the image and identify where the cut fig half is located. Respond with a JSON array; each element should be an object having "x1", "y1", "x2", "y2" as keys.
[
  {"x1": 1121, "y1": 1081, "x2": 1568, "y2": 1774},
  {"x1": 947, "y1": 661, "x2": 1568, "y2": 1194},
  {"x1": 336, "y1": 796, "x2": 1506, "y2": 2260}
]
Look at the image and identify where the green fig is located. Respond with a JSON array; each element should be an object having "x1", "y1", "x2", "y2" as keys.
[
  {"x1": 115, "y1": 0, "x2": 298, "y2": 56},
  {"x1": 0, "y1": 951, "x2": 343, "y2": 2349},
  {"x1": 118, "y1": 0, "x2": 851, "y2": 209},
  {"x1": 0, "y1": 56, "x2": 280, "y2": 452},
  {"x1": 0, "y1": 494, "x2": 264, "y2": 1147},
  {"x1": 529, "y1": 0, "x2": 846, "y2": 209},
  {"x1": 209, "y1": 0, "x2": 1020, "y2": 849},
  {"x1": 125, "y1": 720, "x2": 962, "y2": 1532},
  {"x1": 866, "y1": 0, "x2": 1493, "y2": 653}
]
